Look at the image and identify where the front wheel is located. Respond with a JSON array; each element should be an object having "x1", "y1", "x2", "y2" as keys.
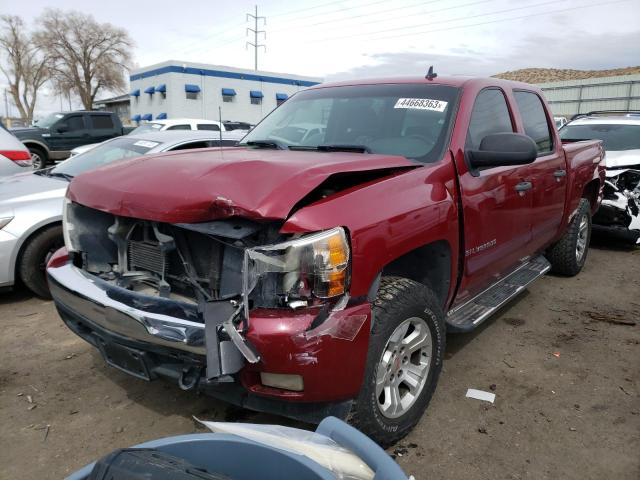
[
  {"x1": 349, "y1": 277, "x2": 445, "y2": 447},
  {"x1": 547, "y1": 198, "x2": 592, "y2": 276},
  {"x1": 29, "y1": 146, "x2": 48, "y2": 170},
  {"x1": 18, "y1": 225, "x2": 64, "y2": 298}
]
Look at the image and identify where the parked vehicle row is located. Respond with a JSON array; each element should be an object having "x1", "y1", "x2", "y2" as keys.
[
  {"x1": 0, "y1": 130, "x2": 241, "y2": 298},
  {"x1": 45, "y1": 75, "x2": 605, "y2": 446}
]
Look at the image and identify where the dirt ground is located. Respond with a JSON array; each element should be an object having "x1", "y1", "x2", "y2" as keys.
[{"x1": 1, "y1": 234, "x2": 638, "y2": 479}]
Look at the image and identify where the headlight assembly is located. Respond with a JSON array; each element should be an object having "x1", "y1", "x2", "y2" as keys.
[
  {"x1": 62, "y1": 196, "x2": 78, "y2": 252},
  {"x1": 243, "y1": 227, "x2": 350, "y2": 312}
]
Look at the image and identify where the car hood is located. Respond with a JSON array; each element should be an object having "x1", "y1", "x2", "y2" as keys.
[
  {"x1": 0, "y1": 171, "x2": 68, "y2": 207},
  {"x1": 605, "y1": 150, "x2": 640, "y2": 173},
  {"x1": 68, "y1": 147, "x2": 416, "y2": 223},
  {"x1": 10, "y1": 126, "x2": 47, "y2": 136}
]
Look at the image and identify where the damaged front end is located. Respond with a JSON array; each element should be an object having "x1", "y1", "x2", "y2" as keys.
[
  {"x1": 594, "y1": 168, "x2": 640, "y2": 243},
  {"x1": 50, "y1": 196, "x2": 365, "y2": 410}
]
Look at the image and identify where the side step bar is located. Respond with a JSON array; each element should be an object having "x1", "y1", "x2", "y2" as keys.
[{"x1": 446, "y1": 255, "x2": 551, "y2": 333}]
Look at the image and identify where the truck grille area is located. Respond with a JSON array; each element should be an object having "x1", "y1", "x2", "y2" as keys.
[
  {"x1": 128, "y1": 240, "x2": 168, "y2": 276},
  {"x1": 65, "y1": 202, "x2": 283, "y2": 305}
]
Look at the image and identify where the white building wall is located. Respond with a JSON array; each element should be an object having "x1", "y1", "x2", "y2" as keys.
[{"x1": 129, "y1": 60, "x2": 322, "y2": 124}]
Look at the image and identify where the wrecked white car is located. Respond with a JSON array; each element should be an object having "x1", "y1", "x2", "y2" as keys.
[{"x1": 560, "y1": 112, "x2": 640, "y2": 243}]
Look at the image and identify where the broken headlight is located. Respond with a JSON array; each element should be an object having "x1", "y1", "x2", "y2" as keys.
[
  {"x1": 243, "y1": 227, "x2": 350, "y2": 311},
  {"x1": 62, "y1": 196, "x2": 78, "y2": 252}
]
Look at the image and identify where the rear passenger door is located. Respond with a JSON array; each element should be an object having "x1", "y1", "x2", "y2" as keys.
[
  {"x1": 513, "y1": 90, "x2": 567, "y2": 252},
  {"x1": 88, "y1": 113, "x2": 118, "y2": 143},
  {"x1": 455, "y1": 88, "x2": 534, "y2": 302}
]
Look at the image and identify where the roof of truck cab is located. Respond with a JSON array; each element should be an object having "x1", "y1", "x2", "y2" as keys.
[{"x1": 309, "y1": 75, "x2": 541, "y2": 91}]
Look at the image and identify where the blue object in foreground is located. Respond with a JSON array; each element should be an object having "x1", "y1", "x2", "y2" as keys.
[{"x1": 66, "y1": 416, "x2": 410, "y2": 480}]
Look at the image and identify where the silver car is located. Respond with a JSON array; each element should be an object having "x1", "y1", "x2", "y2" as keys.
[
  {"x1": 0, "y1": 124, "x2": 32, "y2": 176},
  {"x1": 0, "y1": 130, "x2": 239, "y2": 297}
]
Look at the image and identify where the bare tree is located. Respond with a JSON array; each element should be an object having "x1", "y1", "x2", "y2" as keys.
[
  {"x1": 0, "y1": 15, "x2": 50, "y2": 123},
  {"x1": 35, "y1": 9, "x2": 133, "y2": 110}
]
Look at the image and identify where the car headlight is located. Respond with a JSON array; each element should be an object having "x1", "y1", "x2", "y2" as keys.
[
  {"x1": 0, "y1": 217, "x2": 13, "y2": 230},
  {"x1": 243, "y1": 227, "x2": 350, "y2": 312},
  {"x1": 62, "y1": 197, "x2": 78, "y2": 252}
]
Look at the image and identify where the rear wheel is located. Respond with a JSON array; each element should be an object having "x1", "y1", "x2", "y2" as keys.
[
  {"x1": 18, "y1": 225, "x2": 64, "y2": 298},
  {"x1": 547, "y1": 198, "x2": 592, "y2": 276},
  {"x1": 349, "y1": 277, "x2": 445, "y2": 447},
  {"x1": 29, "y1": 146, "x2": 48, "y2": 170}
]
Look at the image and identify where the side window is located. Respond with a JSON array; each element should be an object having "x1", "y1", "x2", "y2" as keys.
[
  {"x1": 514, "y1": 91, "x2": 553, "y2": 154},
  {"x1": 66, "y1": 115, "x2": 85, "y2": 132},
  {"x1": 168, "y1": 141, "x2": 210, "y2": 151},
  {"x1": 90, "y1": 115, "x2": 115, "y2": 129},
  {"x1": 466, "y1": 89, "x2": 513, "y2": 150},
  {"x1": 166, "y1": 124, "x2": 191, "y2": 130},
  {"x1": 197, "y1": 123, "x2": 220, "y2": 131}
]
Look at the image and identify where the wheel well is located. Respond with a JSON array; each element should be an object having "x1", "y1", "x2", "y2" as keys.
[
  {"x1": 23, "y1": 142, "x2": 49, "y2": 158},
  {"x1": 15, "y1": 222, "x2": 62, "y2": 277},
  {"x1": 582, "y1": 180, "x2": 600, "y2": 215},
  {"x1": 380, "y1": 240, "x2": 451, "y2": 308}
]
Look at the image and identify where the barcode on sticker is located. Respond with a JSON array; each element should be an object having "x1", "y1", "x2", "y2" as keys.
[{"x1": 394, "y1": 98, "x2": 448, "y2": 112}]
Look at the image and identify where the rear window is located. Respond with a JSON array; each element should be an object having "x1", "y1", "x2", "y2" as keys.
[
  {"x1": 514, "y1": 91, "x2": 553, "y2": 154},
  {"x1": 90, "y1": 115, "x2": 115, "y2": 129},
  {"x1": 166, "y1": 124, "x2": 191, "y2": 130},
  {"x1": 559, "y1": 123, "x2": 640, "y2": 151},
  {"x1": 197, "y1": 123, "x2": 220, "y2": 131}
]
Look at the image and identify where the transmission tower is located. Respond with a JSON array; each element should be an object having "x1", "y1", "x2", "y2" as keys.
[{"x1": 246, "y1": 5, "x2": 266, "y2": 71}]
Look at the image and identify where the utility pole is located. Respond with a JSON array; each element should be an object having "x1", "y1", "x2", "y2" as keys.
[
  {"x1": 246, "y1": 5, "x2": 266, "y2": 71},
  {"x1": 3, "y1": 89, "x2": 8, "y2": 120}
]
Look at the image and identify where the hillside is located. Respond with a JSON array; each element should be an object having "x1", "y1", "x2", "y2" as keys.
[{"x1": 493, "y1": 66, "x2": 640, "y2": 84}]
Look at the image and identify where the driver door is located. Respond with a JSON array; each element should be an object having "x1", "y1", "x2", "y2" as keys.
[{"x1": 454, "y1": 88, "x2": 534, "y2": 304}]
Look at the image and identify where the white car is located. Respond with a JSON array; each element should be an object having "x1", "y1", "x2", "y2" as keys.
[
  {"x1": 559, "y1": 111, "x2": 640, "y2": 242},
  {"x1": 554, "y1": 116, "x2": 568, "y2": 129},
  {"x1": 0, "y1": 130, "x2": 239, "y2": 298},
  {"x1": 0, "y1": 125, "x2": 32, "y2": 176},
  {"x1": 128, "y1": 118, "x2": 248, "y2": 135}
]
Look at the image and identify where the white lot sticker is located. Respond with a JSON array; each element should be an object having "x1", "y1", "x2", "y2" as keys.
[
  {"x1": 133, "y1": 140, "x2": 160, "y2": 149},
  {"x1": 394, "y1": 98, "x2": 448, "y2": 112}
]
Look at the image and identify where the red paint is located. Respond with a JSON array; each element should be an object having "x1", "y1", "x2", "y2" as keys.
[
  {"x1": 47, "y1": 247, "x2": 69, "y2": 269},
  {"x1": 68, "y1": 148, "x2": 414, "y2": 223},
  {"x1": 60, "y1": 75, "x2": 605, "y2": 405}
]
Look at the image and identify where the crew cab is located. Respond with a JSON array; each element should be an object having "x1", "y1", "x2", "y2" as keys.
[
  {"x1": 12, "y1": 111, "x2": 128, "y2": 169},
  {"x1": 47, "y1": 76, "x2": 605, "y2": 446}
]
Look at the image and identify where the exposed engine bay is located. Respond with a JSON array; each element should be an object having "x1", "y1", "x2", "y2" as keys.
[{"x1": 595, "y1": 168, "x2": 640, "y2": 243}]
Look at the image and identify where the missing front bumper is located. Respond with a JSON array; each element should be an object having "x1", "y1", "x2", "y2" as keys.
[{"x1": 47, "y1": 263, "x2": 257, "y2": 379}]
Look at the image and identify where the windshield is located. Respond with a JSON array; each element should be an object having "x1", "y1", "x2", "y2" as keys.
[
  {"x1": 49, "y1": 137, "x2": 160, "y2": 177},
  {"x1": 560, "y1": 123, "x2": 640, "y2": 151},
  {"x1": 241, "y1": 84, "x2": 460, "y2": 163},
  {"x1": 128, "y1": 122, "x2": 164, "y2": 135},
  {"x1": 36, "y1": 113, "x2": 65, "y2": 128}
]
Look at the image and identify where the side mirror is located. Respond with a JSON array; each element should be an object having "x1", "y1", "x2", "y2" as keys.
[
  {"x1": 467, "y1": 133, "x2": 537, "y2": 170},
  {"x1": 55, "y1": 123, "x2": 68, "y2": 133}
]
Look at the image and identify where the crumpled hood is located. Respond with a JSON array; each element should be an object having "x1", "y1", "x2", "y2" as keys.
[
  {"x1": 68, "y1": 147, "x2": 415, "y2": 223},
  {"x1": 605, "y1": 150, "x2": 640, "y2": 173},
  {"x1": 0, "y1": 171, "x2": 67, "y2": 207}
]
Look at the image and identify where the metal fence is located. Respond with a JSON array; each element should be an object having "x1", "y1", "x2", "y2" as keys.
[{"x1": 538, "y1": 74, "x2": 640, "y2": 117}]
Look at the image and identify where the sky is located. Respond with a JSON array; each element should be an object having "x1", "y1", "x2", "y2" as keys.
[{"x1": 2, "y1": 0, "x2": 639, "y2": 117}]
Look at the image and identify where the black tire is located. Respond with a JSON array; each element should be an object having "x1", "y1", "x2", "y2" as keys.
[
  {"x1": 349, "y1": 276, "x2": 445, "y2": 447},
  {"x1": 547, "y1": 198, "x2": 592, "y2": 276},
  {"x1": 28, "y1": 146, "x2": 48, "y2": 170},
  {"x1": 18, "y1": 225, "x2": 64, "y2": 299}
]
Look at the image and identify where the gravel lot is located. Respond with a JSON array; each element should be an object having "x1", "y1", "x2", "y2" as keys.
[{"x1": 1, "y1": 234, "x2": 638, "y2": 479}]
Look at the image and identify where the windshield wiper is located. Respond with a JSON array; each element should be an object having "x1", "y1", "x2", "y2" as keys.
[
  {"x1": 316, "y1": 144, "x2": 371, "y2": 153},
  {"x1": 245, "y1": 140, "x2": 289, "y2": 150},
  {"x1": 48, "y1": 171, "x2": 74, "y2": 182}
]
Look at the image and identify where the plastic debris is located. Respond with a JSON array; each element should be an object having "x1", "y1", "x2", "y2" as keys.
[
  {"x1": 466, "y1": 389, "x2": 495, "y2": 403},
  {"x1": 552, "y1": 352, "x2": 561, "y2": 358}
]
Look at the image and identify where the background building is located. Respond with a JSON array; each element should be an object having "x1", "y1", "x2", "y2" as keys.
[
  {"x1": 129, "y1": 61, "x2": 322, "y2": 124},
  {"x1": 93, "y1": 93, "x2": 131, "y2": 125}
]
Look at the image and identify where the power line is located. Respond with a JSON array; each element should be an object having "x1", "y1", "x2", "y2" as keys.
[
  {"x1": 268, "y1": 0, "x2": 349, "y2": 19},
  {"x1": 270, "y1": 0, "x2": 390, "y2": 24},
  {"x1": 306, "y1": 0, "x2": 632, "y2": 44},
  {"x1": 269, "y1": 0, "x2": 493, "y2": 36}
]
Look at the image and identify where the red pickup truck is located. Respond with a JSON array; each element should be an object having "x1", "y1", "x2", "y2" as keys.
[{"x1": 47, "y1": 76, "x2": 605, "y2": 446}]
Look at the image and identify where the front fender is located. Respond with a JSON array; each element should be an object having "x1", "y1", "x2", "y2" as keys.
[{"x1": 281, "y1": 161, "x2": 459, "y2": 299}]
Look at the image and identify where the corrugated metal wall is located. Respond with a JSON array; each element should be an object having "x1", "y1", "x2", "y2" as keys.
[{"x1": 538, "y1": 74, "x2": 640, "y2": 117}]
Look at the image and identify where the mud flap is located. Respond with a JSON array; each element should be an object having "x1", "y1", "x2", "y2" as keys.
[{"x1": 204, "y1": 301, "x2": 244, "y2": 380}]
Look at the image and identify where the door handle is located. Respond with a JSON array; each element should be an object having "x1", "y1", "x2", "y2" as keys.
[
  {"x1": 515, "y1": 181, "x2": 532, "y2": 193},
  {"x1": 554, "y1": 169, "x2": 567, "y2": 178}
]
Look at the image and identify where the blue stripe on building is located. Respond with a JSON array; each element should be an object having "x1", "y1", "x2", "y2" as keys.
[{"x1": 130, "y1": 65, "x2": 320, "y2": 87}]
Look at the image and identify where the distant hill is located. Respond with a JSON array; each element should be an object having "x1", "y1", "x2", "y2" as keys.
[{"x1": 493, "y1": 66, "x2": 640, "y2": 84}]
